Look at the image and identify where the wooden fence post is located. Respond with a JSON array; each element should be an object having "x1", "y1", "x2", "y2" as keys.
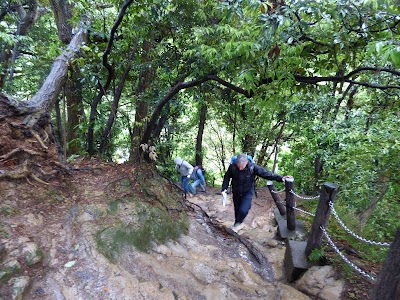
[
  {"x1": 285, "y1": 177, "x2": 296, "y2": 231},
  {"x1": 369, "y1": 229, "x2": 400, "y2": 300},
  {"x1": 267, "y1": 181, "x2": 286, "y2": 215},
  {"x1": 305, "y1": 182, "x2": 338, "y2": 256}
]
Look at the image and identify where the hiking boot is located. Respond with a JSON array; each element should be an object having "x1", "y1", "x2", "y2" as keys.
[{"x1": 232, "y1": 222, "x2": 245, "y2": 232}]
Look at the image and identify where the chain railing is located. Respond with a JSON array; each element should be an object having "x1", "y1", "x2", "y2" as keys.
[
  {"x1": 271, "y1": 188, "x2": 285, "y2": 194},
  {"x1": 321, "y1": 226, "x2": 377, "y2": 282},
  {"x1": 290, "y1": 189, "x2": 320, "y2": 200},
  {"x1": 329, "y1": 201, "x2": 391, "y2": 247},
  {"x1": 293, "y1": 206, "x2": 315, "y2": 217},
  {"x1": 267, "y1": 180, "x2": 394, "y2": 283},
  {"x1": 276, "y1": 188, "x2": 390, "y2": 248}
]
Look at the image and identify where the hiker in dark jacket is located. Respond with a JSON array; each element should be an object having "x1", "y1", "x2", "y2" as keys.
[{"x1": 221, "y1": 153, "x2": 292, "y2": 231}]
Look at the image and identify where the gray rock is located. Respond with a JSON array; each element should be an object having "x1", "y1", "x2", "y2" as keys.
[
  {"x1": 22, "y1": 242, "x2": 43, "y2": 266},
  {"x1": 10, "y1": 276, "x2": 31, "y2": 300},
  {"x1": 295, "y1": 265, "x2": 345, "y2": 300}
]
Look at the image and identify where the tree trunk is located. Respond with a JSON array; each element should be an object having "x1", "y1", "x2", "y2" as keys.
[
  {"x1": 65, "y1": 66, "x2": 85, "y2": 155},
  {"x1": 359, "y1": 174, "x2": 388, "y2": 226},
  {"x1": 272, "y1": 144, "x2": 278, "y2": 173},
  {"x1": 240, "y1": 104, "x2": 255, "y2": 155},
  {"x1": 86, "y1": 0, "x2": 134, "y2": 156},
  {"x1": 152, "y1": 105, "x2": 170, "y2": 142},
  {"x1": 369, "y1": 229, "x2": 400, "y2": 300},
  {"x1": 129, "y1": 40, "x2": 155, "y2": 161},
  {"x1": 100, "y1": 42, "x2": 138, "y2": 155},
  {"x1": 140, "y1": 77, "x2": 210, "y2": 150},
  {"x1": 313, "y1": 155, "x2": 323, "y2": 195},
  {"x1": 50, "y1": 0, "x2": 85, "y2": 156},
  {"x1": 24, "y1": 28, "x2": 88, "y2": 114},
  {"x1": 195, "y1": 103, "x2": 207, "y2": 166},
  {"x1": 50, "y1": 0, "x2": 73, "y2": 43},
  {"x1": 232, "y1": 97, "x2": 237, "y2": 154},
  {"x1": 54, "y1": 98, "x2": 64, "y2": 152}
]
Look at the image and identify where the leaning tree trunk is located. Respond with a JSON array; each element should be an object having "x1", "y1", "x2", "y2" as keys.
[
  {"x1": 23, "y1": 29, "x2": 88, "y2": 114},
  {"x1": 0, "y1": 28, "x2": 88, "y2": 184}
]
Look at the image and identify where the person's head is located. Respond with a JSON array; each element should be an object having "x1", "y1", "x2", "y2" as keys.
[
  {"x1": 174, "y1": 157, "x2": 183, "y2": 165},
  {"x1": 235, "y1": 154, "x2": 249, "y2": 170}
]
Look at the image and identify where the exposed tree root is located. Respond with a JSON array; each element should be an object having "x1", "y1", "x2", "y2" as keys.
[
  {"x1": 30, "y1": 129, "x2": 48, "y2": 150},
  {"x1": 1, "y1": 96, "x2": 65, "y2": 185},
  {"x1": 31, "y1": 173, "x2": 49, "y2": 185},
  {"x1": 0, "y1": 147, "x2": 40, "y2": 161},
  {"x1": 0, "y1": 160, "x2": 29, "y2": 179}
]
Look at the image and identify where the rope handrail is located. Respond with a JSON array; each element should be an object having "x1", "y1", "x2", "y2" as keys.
[
  {"x1": 321, "y1": 226, "x2": 377, "y2": 282},
  {"x1": 329, "y1": 201, "x2": 391, "y2": 247}
]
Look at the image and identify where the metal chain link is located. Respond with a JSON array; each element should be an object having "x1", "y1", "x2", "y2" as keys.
[
  {"x1": 290, "y1": 190, "x2": 320, "y2": 200},
  {"x1": 321, "y1": 226, "x2": 377, "y2": 282},
  {"x1": 293, "y1": 206, "x2": 315, "y2": 217},
  {"x1": 275, "y1": 199, "x2": 315, "y2": 217},
  {"x1": 271, "y1": 189, "x2": 285, "y2": 194},
  {"x1": 270, "y1": 188, "x2": 389, "y2": 281},
  {"x1": 329, "y1": 202, "x2": 391, "y2": 247}
]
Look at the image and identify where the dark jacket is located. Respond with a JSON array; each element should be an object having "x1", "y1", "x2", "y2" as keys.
[{"x1": 221, "y1": 163, "x2": 283, "y2": 195}]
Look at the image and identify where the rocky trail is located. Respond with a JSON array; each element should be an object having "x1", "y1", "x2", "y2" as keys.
[{"x1": 0, "y1": 161, "x2": 346, "y2": 300}]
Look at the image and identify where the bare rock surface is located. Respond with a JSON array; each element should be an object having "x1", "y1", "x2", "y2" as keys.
[{"x1": 0, "y1": 162, "x2": 314, "y2": 299}]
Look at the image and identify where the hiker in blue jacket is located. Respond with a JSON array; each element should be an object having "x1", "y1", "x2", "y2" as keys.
[
  {"x1": 190, "y1": 165, "x2": 206, "y2": 195},
  {"x1": 221, "y1": 153, "x2": 292, "y2": 231}
]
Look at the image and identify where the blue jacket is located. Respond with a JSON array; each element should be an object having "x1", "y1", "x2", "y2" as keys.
[{"x1": 191, "y1": 167, "x2": 205, "y2": 184}]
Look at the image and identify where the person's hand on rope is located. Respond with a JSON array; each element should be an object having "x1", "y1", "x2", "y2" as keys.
[{"x1": 221, "y1": 189, "x2": 228, "y2": 207}]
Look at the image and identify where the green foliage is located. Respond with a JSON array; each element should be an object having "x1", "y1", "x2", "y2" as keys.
[{"x1": 308, "y1": 246, "x2": 327, "y2": 262}]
